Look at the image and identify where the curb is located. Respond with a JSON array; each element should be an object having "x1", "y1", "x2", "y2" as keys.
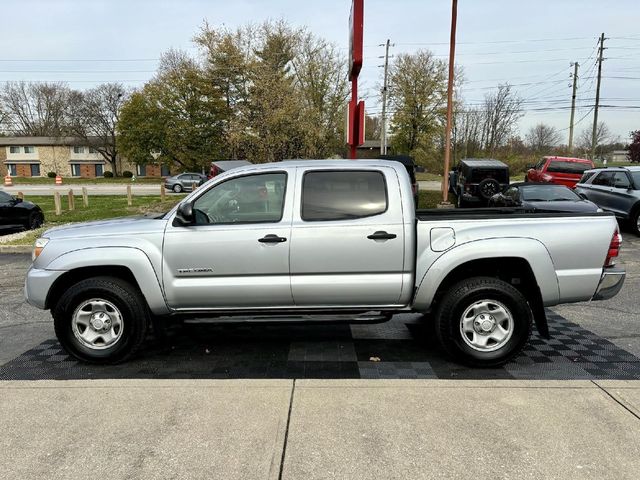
[{"x1": 0, "y1": 245, "x2": 32, "y2": 254}]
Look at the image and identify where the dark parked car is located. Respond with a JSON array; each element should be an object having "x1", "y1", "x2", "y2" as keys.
[
  {"x1": 0, "y1": 190, "x2": 44, "y2": 232},
  {"x1": 574, "y1": 166, "x2": 640, "y2": 235},
  {"x1": 164, "y1": 173, "x2": 208, "y2": 193},
  {"x1": 450, "y1": 159, "x2": 510, "y2": 207},
  {"x1": 489, "y1": 183, "x2": 601, "y2": 213}
]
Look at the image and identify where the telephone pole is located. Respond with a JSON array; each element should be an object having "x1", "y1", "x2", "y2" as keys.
[
  {"x1": 441, "y1": 0, "x2": 458, "y2": 204},
  {"x1": 591, "y1": 32, "x2": 606, "y2": 160},
  {"x1": 379, "y1": 39, "x2": 392, "y2": 155},
  {"x1": 568, "y1": 62, "x2": 579, "y2": 153}
]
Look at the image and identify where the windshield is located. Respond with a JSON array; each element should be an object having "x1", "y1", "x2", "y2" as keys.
[
  {"x1": 521, "y1": 185, "x2": 580, "y2": 202},
  {"x1": 546, "y1": 161, "x2": 592, "y2": 174}
]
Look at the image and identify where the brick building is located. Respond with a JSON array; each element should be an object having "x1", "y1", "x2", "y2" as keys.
[{"x1": 0, "y1": 136, "x2": 171, "y2": 178}]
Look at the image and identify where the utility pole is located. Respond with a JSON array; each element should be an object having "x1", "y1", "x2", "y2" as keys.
[
  {"x1": 568, "y1": 62, "x2": 579, "y2": 153},
  {"x1": 379, "y1": 39, "x2": 392, "y2": 155},
  {"x1": 441, "y1": 0, "x2": 458, "y2": 205},
  {"x1": 591, "y1": 32, "x2": 606, "y2": 160}
]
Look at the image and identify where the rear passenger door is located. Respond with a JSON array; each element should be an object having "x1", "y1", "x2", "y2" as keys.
[
  {"x1": 583, "y1": 171, "x2": 614, "y2": 209},
  {"x1": 289, "y1": 167, "x2": 406, "y2": 307}
]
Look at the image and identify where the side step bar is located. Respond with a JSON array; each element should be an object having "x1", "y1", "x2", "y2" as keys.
[{"x1": 183, "y1": 311, "x2": 392, "y2": 325}]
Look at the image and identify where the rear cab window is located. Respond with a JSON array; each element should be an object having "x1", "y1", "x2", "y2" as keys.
[{"x1": 301, "y1": 170, "x2": 388, "y2": 221}]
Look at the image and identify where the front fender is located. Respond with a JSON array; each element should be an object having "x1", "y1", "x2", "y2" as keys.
[
  {"x1": 412, "y1": 237, "x2": 559, "y2": 311},
  {"x1": 45, "y1": 247, "x2": 170, "y2": 315}
]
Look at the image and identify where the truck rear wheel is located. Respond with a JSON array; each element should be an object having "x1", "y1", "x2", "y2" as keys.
[
  {"x1": 435, "y1": 277, "x2": 532, "y2": 367},
  {"x1": 53, "y1": 276, "x2": 149, "y2": 364}
]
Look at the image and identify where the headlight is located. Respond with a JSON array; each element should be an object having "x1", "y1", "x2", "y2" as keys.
[{"x1": 32, "y1": 237, "x2": 49, "y2": 261}]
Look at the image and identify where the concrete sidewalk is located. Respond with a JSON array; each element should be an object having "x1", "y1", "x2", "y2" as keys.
[{"x1": 1, "y1": 380, "x2": 639, "y2": 479}]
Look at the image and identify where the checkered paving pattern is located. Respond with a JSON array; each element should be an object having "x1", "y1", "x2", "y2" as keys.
[{"x1": 1, "y1": 311, "x2": 639, "y2": 380}]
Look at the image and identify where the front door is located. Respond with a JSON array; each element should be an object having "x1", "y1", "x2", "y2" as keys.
[
  {"x1": 289, "y1": 167, "x2": 406, "y2": 307},
  {"x1": 162, "y1": 171, "x2": 293, "y2": 310}
]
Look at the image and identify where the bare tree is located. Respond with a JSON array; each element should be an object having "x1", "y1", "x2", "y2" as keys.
[
  {"x1": 68, "y1": 83, "x2": 129, "y2": 175},
  {"x1": 577, "y1": 121, "x2": 611, "y2": 157},
  {"x1": 455, "y1": 107, "x2": 485, "y2": 158},
  {"x1": 0, "y1": 81, "x2": 71, "y2": 136},
  {"x1": 480, "y1": 84, "x2": 524, "y2": 154},
  {"x1": 525, "y1": 123, "x2": 561, "y2": 152}
]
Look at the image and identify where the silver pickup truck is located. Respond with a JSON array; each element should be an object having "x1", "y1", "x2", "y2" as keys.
[{"x1": 25, "y1": 160, "x2": 626, "y2": 366}]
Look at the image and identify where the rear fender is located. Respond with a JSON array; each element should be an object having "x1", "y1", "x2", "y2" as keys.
[{"x1": 413, "y1": 237, "x2": 559, "y2": 311}]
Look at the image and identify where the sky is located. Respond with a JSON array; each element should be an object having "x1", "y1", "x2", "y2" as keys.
[{"x1": 1, "y1": 0, "x2": 639, "y2": 145}]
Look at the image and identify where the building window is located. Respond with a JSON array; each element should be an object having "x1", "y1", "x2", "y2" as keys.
[
  {"x1": 71, "y1": 164, "x2": 81, "y2": 177},
  {"x1": 7, "y1": 164, "x2": 17, "y2": 176},
  {"x1": 24, "y1": 146, "x2": 36, "y2": 154},
  {"x1": 137, "y1": 164, "x2": 147, "y2": 177},
  {"x1": 73, "y1": 146, "x2": 85, "y2": 154},
  {"x1": 161, "y1": 164, "x2": 170, "y2": 176},
  {"x1": 89, "y1": 147, "x2": 97, "y2": 154},
  {"x1": 30, "y1": 164, "x2": 41, "y2": 177},
  {"x1": 95, "y1": 164, "x2": 104, "y2": 177},
  {"x1": 9, "y1": 146, "x2": 20, "y2": 154}
]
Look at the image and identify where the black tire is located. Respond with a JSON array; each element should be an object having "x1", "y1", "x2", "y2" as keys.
[
  {"x1": 478, "y1": 178, "x2": 500, "y2": 200},
  {"x1": 53, "y1": 276, "x2": 149, "y2": 364},
  {"x1": 173, "y1": 184, "x2": 183, "y2": 193},
  {"x1": 435, "y1": 277, "x2": 532, "y2": 367},
  {"x1": 26, "y1": 211, "x2": 43, "y2": 230}
]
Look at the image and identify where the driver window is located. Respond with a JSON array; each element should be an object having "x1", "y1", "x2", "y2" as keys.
[{"x1": 192, "y1": 172, "x2": 286, "y2": 225}]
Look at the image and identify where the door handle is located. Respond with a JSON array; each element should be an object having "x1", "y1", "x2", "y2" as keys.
[
  {"x1": 258, "y1": 234, "x2": 287, "y2": 243},
  {"x1": 367, "y1": 231, "x2": 397, "y2": 240}
]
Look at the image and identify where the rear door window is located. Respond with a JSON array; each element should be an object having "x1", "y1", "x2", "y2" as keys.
[
  {"x1": 301, "y1": 171, "x2": 387, "y2": 221},
  {"x1": 592, "y1": 172, "x2": 614, "y2": 186}
]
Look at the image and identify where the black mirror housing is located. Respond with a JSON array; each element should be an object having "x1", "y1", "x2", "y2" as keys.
[{"x1": 175, "y1": 202, "x2": 194, "y2": 225}]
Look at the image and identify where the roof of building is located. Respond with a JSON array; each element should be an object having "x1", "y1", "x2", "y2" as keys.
[{"x1": 0, "y1": 136, "x2": 106, "y2": 146}]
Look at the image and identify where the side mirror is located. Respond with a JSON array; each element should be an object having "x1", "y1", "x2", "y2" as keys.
[{"x1": 175, "y1": 202, "x2": 194, "y2": 225}]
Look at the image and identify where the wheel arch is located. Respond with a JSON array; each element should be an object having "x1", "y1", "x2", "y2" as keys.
[
  {"x1": 44, "y1": 247, "x2": 169, "y2": 315},
  {"x1": 413, "y1": 238, "x2": 559, "y2": 336}
]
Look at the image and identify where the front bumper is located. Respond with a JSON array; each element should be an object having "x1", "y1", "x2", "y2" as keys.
[
  {"x1": 24, "y1": 267, "x2": 66, "y2": 310},
  {"x1": 592, "y1": 267, "x2": 626, "y2": 301}
]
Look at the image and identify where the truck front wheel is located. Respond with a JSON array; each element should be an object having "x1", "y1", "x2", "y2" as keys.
[
  {"x1": 53, "y1": 276, "x2": 149, "y2": 364},
  {"x1": 435, "y1": 277, "x2": 532, "y2": 367}
]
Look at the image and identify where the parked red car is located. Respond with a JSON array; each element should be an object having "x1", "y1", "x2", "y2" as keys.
[{"x1": 526, "y1": 156, "x2": 594, "y2": 188}]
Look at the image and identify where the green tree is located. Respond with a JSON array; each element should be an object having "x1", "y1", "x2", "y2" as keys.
[{"x1": 117, "y1": 50, "x2": 227, "y2": 171}]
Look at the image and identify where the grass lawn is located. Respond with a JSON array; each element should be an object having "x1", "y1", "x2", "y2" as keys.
[
  {"x1": 416, "y1": 172, "x2": 443, "y2": 182},
  {"x1": 11, "y1": 177, "x2": 163, "y2": 185},
  {"x1": 4, "y1": 194, "x2": 183, "y2": 246}
]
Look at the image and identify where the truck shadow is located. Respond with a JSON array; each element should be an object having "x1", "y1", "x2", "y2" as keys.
[{"x1": 1, "y1": 312, "x2": 640, "y2": 380}]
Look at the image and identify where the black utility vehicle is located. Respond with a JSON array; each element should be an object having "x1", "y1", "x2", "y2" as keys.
[{"x1": 449, "y1": 159, "x2": 510, "y2": 208}]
